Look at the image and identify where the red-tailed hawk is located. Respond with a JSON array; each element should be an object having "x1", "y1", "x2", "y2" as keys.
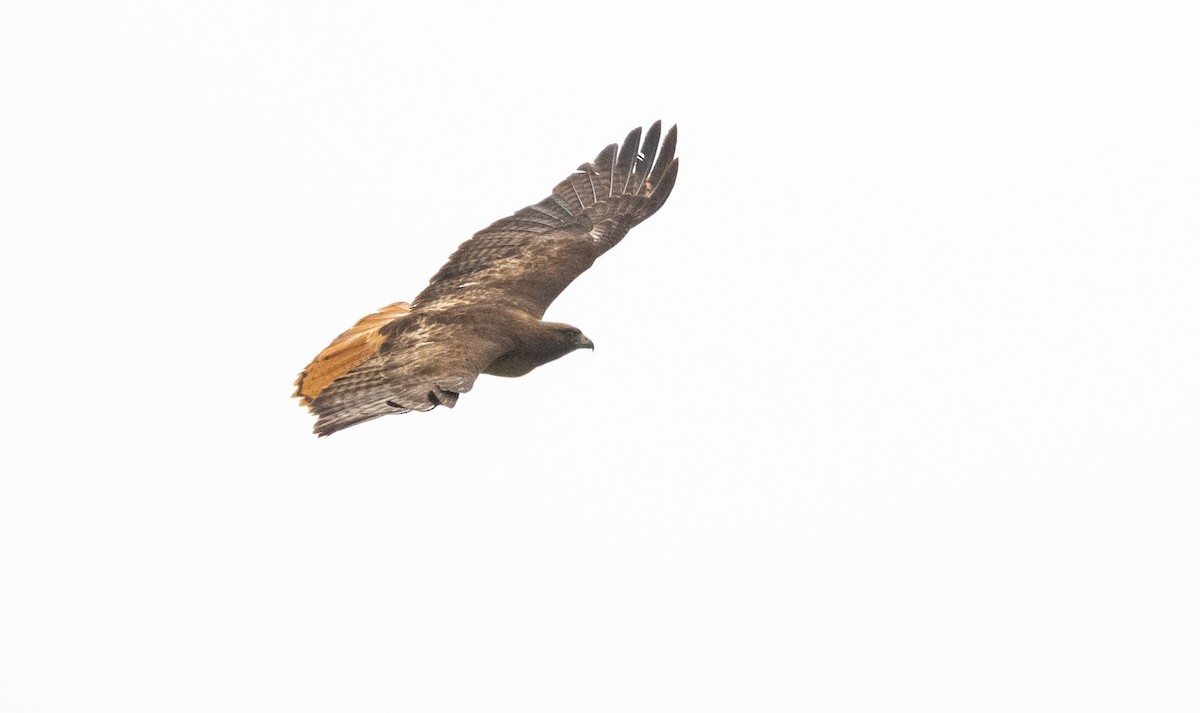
[{"x1": 294, "y1": 122, "x2": 679, "y2": 436}]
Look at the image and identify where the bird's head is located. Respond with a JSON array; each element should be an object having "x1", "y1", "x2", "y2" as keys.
[{"x1": 559, "y1": 324, "x2": 594, "y2": 352}]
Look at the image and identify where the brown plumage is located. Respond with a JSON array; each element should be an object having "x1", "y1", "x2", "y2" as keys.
[{"x1": 294, "y1": 122, "x2": 679, "y2": 436}]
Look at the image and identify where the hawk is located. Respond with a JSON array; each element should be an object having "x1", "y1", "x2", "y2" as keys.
[{"x1": 294, "y1": 122, "x2": 679, "y2": 436}]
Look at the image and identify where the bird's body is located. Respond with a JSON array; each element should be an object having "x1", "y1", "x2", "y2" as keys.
[{"x1": 295, "y1": 122, "x2": 678, "y2": 436}]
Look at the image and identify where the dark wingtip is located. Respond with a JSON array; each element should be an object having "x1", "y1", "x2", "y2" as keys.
[
  {"x1": 643, "y1": 157, "x2": 678, "y2": 219},
  {"x1": 590, "y1": 143, "x2": 619, "y2": 197},
  {"x1": 615, "y1": 126, "x2": 642, "y2": 194},
  {"x1": 629, "y1": 121, "x2": 662, "y2": 189},
  {"x1": 593, "y1": 142, "x2": 619, "y2": 169},
  {"x1": 647, "y1": 125, "x2": 677, "y2": 190}
]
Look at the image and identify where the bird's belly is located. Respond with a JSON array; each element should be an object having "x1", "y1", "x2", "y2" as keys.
[{"x1": 482, "y1": 352, "x2": 540, "y2": 378}]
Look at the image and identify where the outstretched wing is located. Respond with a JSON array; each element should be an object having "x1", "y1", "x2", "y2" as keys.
[{"x1": 414, "y1": 122, "x2": 678, "y2": 318}]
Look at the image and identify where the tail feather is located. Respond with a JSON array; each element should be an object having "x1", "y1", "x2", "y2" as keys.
[
  {"x1": 294, "y1": 302, "x2": 412, "y2": 406},
  {"x1": 294, "y1": 303, "x2": 418, "y2": 436}
]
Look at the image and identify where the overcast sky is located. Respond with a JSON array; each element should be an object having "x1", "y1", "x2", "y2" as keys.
[{"x1": 2, "y1": 2, "x2": 1198, "y2": 711}]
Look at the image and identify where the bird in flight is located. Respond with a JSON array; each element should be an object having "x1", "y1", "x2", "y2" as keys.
[{"x1": 294, "y1": 122, "x2": 679, "y2": 436}]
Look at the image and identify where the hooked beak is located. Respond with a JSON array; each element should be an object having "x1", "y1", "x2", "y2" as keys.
[{"x1": 579, "y1": 335, "x2": 595, "y2": 351}]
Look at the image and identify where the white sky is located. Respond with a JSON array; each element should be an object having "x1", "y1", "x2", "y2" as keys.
[{"x1": 2, "y1": 1, "x2": 1198, "y2": 711}]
